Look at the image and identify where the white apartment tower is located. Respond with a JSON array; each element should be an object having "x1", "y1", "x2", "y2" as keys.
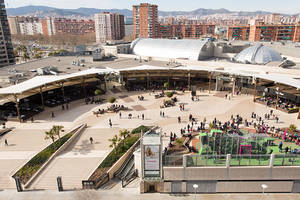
[{"x1": 94, "y1": 12, "x2": 125, "y2": 43}]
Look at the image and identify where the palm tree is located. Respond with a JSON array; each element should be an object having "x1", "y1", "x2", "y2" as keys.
[
  {"x1": 109, "y1": 135, "x2": 120, "y2": 152},
  {"x1": 175, "y1": 138, "x2": 183, "y2": 146},
  {"x1": 288, "y1": 124, "x2": 297, "y2": 134},
  {"x1": 45, "y1": 129, "x2": 57, "y2": 149},
  {"x1": 52, "y1": 125, "x2": 64, "y2": 139},
  {"x1": 119, "y1": 129, "x2": 130, "y2": 140}
]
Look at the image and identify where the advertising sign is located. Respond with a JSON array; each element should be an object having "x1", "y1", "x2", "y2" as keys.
[{"x1": 144, "y1": 145, "x2": 160, "y2": 171}]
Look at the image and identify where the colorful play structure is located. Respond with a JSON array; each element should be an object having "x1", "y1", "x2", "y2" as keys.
[{"x1": 196, "y1": 128, "x2": 274, "y2": 156}]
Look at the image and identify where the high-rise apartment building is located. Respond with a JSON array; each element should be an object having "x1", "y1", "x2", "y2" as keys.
[
  {"x1": 49, "y1": 18, "x2": 95, "y2": 35},
  {"x1": 94, "y1": 12, "x2": 125, "y2": 43},
  {"x1": 0, "y1": 0, "x2": 15, "y2": 67},
  {"x1": 227, "y1": 23, "x2": 300, "y2": 42},
  {"x1": 8, "y1": 16, "x2": 20, "y2": 35},
  {"x1": 265, "y1": 13, "x2": 281, "y2": 25},
  {"x1": 133, "y1": 3, "x2": 159, "y2": 38},
  {"x1": 19, "y1": 17, "x2": 43, "y2": 35},
  {"x1": 8, "y1": 16, "x2": 95, "y2": 36},
  {"x1": 159, "y1": 24, "x2": 215, "y2": 39}
]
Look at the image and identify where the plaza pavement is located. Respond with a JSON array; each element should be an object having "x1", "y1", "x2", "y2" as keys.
[
  {"x1": 1, "y1": 88, "x2": 300, "y2": 191},
  {"x1": 0, "y1": 129, "x2": 52, "y2": 189},
  {"x1": 1, "y1": 189, "x2": 300, "y2": 200}
]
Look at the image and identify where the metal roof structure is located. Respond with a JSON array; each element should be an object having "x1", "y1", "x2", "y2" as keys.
[
  {"x1": 0, "y1": 68, "x2": 114, "y2": 95},
  {"x1": 130, "y1": 38, "x2": 214, "y2": 61},
  {"x1": 0, "y1": 68, "x2": 115, "y2": 105},
  {"x1": 233, "y1": 44, "x2": 283, "y2": 65},
  {"x1": 120, "y1": 64, "x2": 300, "y2": 90}
]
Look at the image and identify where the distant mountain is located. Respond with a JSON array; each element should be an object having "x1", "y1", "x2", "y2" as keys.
[
  {"x1": 6, "y1": 5, "x2": 286, "y2": 18},
  {"x1": 7, "y1": 6, "x2": 132, "y2": 17}
]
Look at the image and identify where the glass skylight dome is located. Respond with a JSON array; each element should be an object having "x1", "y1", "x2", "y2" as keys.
[{"x1": 233, "y1": 44, "x2": 283, "y2": 65}]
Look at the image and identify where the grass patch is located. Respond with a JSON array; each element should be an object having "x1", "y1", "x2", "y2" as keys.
[{"x1": 14, "y1": 132, "x2": 74, "y2": 184}]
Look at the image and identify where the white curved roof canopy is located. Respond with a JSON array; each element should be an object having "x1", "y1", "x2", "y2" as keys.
[
  {"x1": 0, "y1": 68, "x2": 115, "y2": 95},
  {"x1": 130, "y1": 38, "x2": 214, "y2": 61},
  {"x1": 234, "y1": 44, "x2": 283, "y2": 65}
]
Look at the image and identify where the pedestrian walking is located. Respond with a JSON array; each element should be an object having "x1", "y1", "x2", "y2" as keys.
[
  {"x1": 119, "y1": 112, "x2": 122, "y2": 119},
  {"x1": 62, "y1": 104, "x2": 65, "y2": 110},
  {"x1": 142, "y1": 114, "x2": 144, "y2": 120},
  {"x1": 4, "y1": 139, "x2": 8, "y2": 146},
  {"x1": 90, "y1": 137, "x2": 94, "y2": 144},
  {"x1": 31, "y1": 117, "x2": 34, "y2": 123},
  {"x1": 162, "y1": 112, "x2": 165, "y2": 118},
  {"x1": 178, "y1": 116, "x2": 181, "y2": 123},
  {"x1": 51, "y1": 112, "x2": 55, "y2": 118}
]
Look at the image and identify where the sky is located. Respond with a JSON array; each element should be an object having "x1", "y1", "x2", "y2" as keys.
[{"x1": 5, "y1": 0, "x2": 300, "y2": 14}]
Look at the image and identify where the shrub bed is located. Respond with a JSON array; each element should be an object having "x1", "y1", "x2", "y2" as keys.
[
  {"x1": 165, "y1": 92, "x2": 174, "y2": 98},
  {"x1": 13, "y1": 132, "x2": 73, "y2": 184},
  {"x1": 288, "y1": 107, "x2": 299, "y2": 114},
  {"x1": 108, "y1": 97, "x2": 116, "y2": 103},
  {"x1": 131, "y1": 125, "x2": 151, "y2": 134},
  {"x1": 98, "y1": 135, "x2": 139, "y2": 168}
]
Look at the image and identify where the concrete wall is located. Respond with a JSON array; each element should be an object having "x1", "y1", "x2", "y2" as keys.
[
  {"x1": 164, "y1": 166, "x2": 300, "y2": 181},
  {"x1": 216, "y1": 181, "x2": 293, "y2": 193},
  {"x1": 163, "y1": 181, "x2": 294, "y2": 193},
  {"x1": 162, "y1": 166, "x2": 300, "y2": 193}
]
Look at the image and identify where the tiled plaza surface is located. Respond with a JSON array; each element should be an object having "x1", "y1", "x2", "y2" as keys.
[{"x1": 1, "y1": 87, "x2": 300, "y2": 191}]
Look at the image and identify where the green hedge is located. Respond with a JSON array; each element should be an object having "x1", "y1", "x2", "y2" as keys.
[
  {"x1": 14, "y1": 133, "x2": 73, "y2": 184},
  {"x1": 99, "y1": 135, "x2": 139, "y2": 168},
  {"x1": 131, "y1": 125, "x2": 151, "y2": 134}
]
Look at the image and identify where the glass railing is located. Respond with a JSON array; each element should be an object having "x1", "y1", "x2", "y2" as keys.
[
  {"x1": 163, "y1": 155, "x2": 183, "y2": 167},
  {"x1": 187, "y1": 155, "x2": 226, "y2": 167},
  {"x1": 274, "y1": 154, "x2": 300, "y2": 166},
  {"x1": 163, "y1": 154, "x2": 300, "y2": 167},
  {"x1": 230, "y1": 154, "x2": 270, "y2": 166}
]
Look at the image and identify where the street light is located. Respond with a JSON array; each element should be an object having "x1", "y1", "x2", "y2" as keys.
[
  {"x1": 193, "y1": 184, "x2": 198, "y2": 200},
  {"x1": 261, "y1": 184, "x2": 268, "y2": 200}
]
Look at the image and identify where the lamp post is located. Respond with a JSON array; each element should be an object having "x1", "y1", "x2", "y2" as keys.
[
  {"x1": 193, "y1": 184, "x2": 198, "y2": 200},
  {"x1": 261, "y1": 184, "x2": 268, "y2": 200}
]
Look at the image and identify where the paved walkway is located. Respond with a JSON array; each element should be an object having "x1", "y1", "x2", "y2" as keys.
[
  {"x1": 0, "y1": 129, "x2": 51, "y2": 189},
  {"x1": 29, "y1": 128, "x2": 119, "y2": 190}
]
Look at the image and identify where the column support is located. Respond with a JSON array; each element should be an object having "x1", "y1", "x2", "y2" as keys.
[
  {"x1": 188, "y1": 72, "x2": 191, "y2": 91},
  {"x1": 208, "y1": 72, "x2": 212, "y2": 94},
  {"x1": 232, "y1": 77, "x2": 236, "y2": 97},
  {"x1": 14, "y1": 94, "x2": 21, "y2": 123},
  {"x1": 61, "y1": 82, "x2": 65, "y2": 103},
  {"x1": 253, "y1": 78, "x2": 257, "y2": 102},
  {"x1": 82, "y1": 78, "x2": 87, "y2": 98},
  {"x1": 276, "y1": 86, "x2": 280, "y2": 110},
  {"x1": 147, "y1": 72, "x2": 150, "y2": 90},
  {"x1": 40, "y1": 86, "x2": 45, "y2": 110}
]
